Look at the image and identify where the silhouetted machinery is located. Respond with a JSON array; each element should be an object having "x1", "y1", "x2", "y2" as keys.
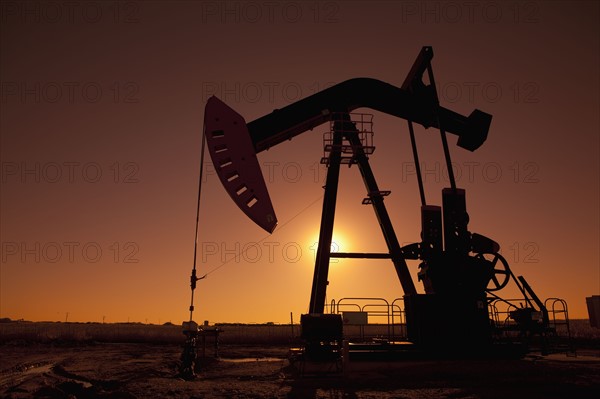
[{"x1": 201, "y1": 47, "x2": 564, "y2": 357}]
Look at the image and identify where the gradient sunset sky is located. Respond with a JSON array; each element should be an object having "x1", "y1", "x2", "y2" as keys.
[{"x1": 1, "y1": 1, "x2": 598, "y2": 324}]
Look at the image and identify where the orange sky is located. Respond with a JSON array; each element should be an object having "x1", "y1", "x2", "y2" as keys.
[{"x1": 1, "y1": 1, "x2": 598, "y2": 324}]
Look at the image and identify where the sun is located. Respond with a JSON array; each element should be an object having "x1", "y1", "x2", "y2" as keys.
[
  {"x1": 331, "y1": 232, "x2": 349, "y2": 254},
  {"x1": 307, "y1": 230, "x2": 351, "y2": 257}
]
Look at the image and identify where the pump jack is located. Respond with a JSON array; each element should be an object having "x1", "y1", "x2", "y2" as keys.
[{"x1": 200, "y1": 47, "x2": 569, "y2": 358}]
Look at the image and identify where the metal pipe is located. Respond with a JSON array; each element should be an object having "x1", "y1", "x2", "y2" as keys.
[{"x1": 407, "y1": 120, "x2": 426, "y2": 206}]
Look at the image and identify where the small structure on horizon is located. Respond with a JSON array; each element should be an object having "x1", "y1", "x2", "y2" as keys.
[{"x1": 586, "y1": 296, "x2": 600, "y2": 328}]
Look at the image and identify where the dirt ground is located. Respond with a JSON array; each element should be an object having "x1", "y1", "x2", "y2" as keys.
[{"x1": 0, "y1": 342, "x2": 599, "y2": 399}]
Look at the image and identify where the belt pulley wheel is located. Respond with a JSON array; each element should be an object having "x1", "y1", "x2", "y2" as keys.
[{"x1": 476, "y1": 252, "x2": 511, "y2": 292}]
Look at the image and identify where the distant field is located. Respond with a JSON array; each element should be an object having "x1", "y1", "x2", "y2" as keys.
[
  {"x1": 568, "y1": 319, "x2": 600, "y2": 347},
  {"x1": 0, "y1": 319, "x2": 598, "y2": 346},
  {"x1": 0, "y1": 321, "x2": 298, "y2": 345}
]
